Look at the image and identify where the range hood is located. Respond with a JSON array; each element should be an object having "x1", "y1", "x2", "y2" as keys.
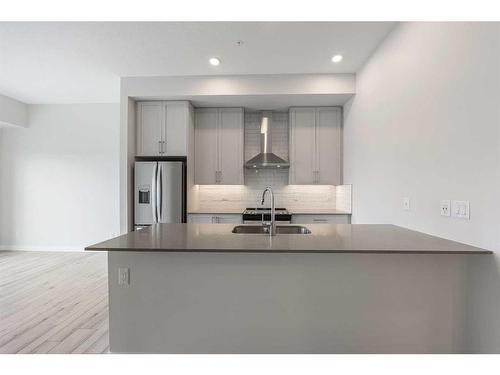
[{"x1": 245, "y1": 112, "x2": 290, "y2": 169}]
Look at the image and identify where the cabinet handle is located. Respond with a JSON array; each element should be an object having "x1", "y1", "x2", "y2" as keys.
[
  {"x1": 158, "y1": 140, "x2": 162, "y2": 154},
  {"x1": 162, "y1": 140, "x2": 166, "y2": 154},
  {"x1": 313, "y1": 218, "x2": 328, "y2": 222},
  {"x1": 215, "y1": 171, "x2": 222, "y2": 184},
  {"x1": 313, "y1": 170, "x2": 318, "y2": 184}
]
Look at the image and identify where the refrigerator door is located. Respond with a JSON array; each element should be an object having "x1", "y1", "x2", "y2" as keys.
[
  {"x1": 134, "y1": 162, "x2": 158, "y2": 225},
  {"x1": 158, "y1": 161, "x2": 183, "y2": 223}
]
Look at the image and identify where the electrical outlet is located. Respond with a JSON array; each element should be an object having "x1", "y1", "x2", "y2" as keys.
[
  {"x1": 403, "y1": 197, "x2": 411, "y2": 211},
  {"x1": 452, "y1": 200, "x2": 470, "y2": 220},
  {"x1": 440, "y1": 200, "x2": 451, "y2": 217},
  {"x1": 118, "y1": 267, "x2": 130, "y2": 286}
]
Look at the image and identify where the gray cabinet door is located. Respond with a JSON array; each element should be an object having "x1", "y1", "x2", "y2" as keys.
[
  {"x1": 164, "y1": 102, "x2": 188, "y2": 156},
  {"x1": 194, "y1": 109, "x2": 218, "y2": 184},
  {"x1": 316, "y1": 107, "x2": 341, "y2": 185},
  {"x1": 218, "y1": 108, "x2": 244, "y2": 185},
  {"x1": 289, "y1": 107, "x2": 342, "y2": 185},
  {"x1": 291, "y1": 214, "x2": 350, "y2": 224},
  {"x1": 188, "y1": 214, "x2": 242, "y2": 223},
  {"x1": 194, "y1": 107, "x2": 244, "y2": 185},
  {"x1": 216, "y1": 214, "x2": 243, "y2": 224},
  {"x1": 188, "y1": 214, "x2": 214, "y2": 223},
  {"x1": 289, "y1": 108, "x2": 316, "y2": 184},
  {"x1": 136, "y1": 102, "x2": 163, "y2": 156}
]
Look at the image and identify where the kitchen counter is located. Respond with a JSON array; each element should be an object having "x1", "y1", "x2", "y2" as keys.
[
  {"x1": 188, "y1": 209, "x2": 244, "y2": 214},
  {"x1": 86, "y1": 223, "x2": 490, "y2": 254},
  {"x1": 289, "y1": 209, "x2": 351, "y2": 215},
  {"x1": 101, "y1": 223, "x2": 491, "y2": 353},
  {"x1": 188, "y1": 209, "x2": 352, "y2": 215}
]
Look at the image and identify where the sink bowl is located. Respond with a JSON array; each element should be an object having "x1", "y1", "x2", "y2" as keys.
[{"x1": 231, "y1": 225, "x2": 311, "y2": 234}]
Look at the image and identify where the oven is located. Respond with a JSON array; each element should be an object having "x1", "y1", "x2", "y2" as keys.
[{"x1": 242, "y1": 208, "x2": 291, "y2": 224}]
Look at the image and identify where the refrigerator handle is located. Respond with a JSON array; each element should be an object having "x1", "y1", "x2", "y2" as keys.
[
  {"x1": 151, "y1": 163, "x2": 158, "y2": 223},
  {"x1": 157, "y1": 163, "x2": 163, "y2": 222}
]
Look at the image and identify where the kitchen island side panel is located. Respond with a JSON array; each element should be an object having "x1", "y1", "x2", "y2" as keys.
[{"x1": 108, "y1": 251, "x2": 468, "y2": 353}]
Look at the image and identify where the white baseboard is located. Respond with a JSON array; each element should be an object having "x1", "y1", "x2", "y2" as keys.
[{"x1": 0, "y1": 245, "x2": 84, "y2": 252}]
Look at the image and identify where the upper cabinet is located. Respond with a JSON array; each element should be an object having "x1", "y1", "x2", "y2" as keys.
[
  {"x1": 194, "y1": 108, "x2": 244, "y2": 185},
  {"x1": 136, "y1": 101, "x2": 190, "y2": 156},
  {"x1": 289, "y1": 107, "x2": 342, "y2": 185}
]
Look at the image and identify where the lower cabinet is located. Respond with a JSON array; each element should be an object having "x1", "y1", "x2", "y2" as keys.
[
  {"x1": 292, "y1": 214, "x2": 351, "y2": 224},
  {"x1": 188, "y1": 214, "x2": 242, "y2": 224},
  {"x1": 188, "y1": 213, "x2": 350, "y2": 224}
]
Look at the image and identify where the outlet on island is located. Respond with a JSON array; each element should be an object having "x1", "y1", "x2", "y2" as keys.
[{"x1": 118, "y1": 267, "x2": 130, "y2": 286}]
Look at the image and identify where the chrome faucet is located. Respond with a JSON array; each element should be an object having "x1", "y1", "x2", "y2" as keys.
[{"x1": 261, "y1": 187, "x2": 276, "y2": 236}]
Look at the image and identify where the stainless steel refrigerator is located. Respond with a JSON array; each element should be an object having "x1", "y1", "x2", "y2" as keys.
[{"x1": 134, "y1": 161, "x2": 185, "y2": 229}]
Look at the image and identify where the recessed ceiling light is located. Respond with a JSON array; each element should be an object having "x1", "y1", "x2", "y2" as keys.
[
  {"x1": 209, "y1": 57, "x2": 221, "y2": 66},
  {"x1": 331, "y1": 54, "x2": 343, "y2": 63}
]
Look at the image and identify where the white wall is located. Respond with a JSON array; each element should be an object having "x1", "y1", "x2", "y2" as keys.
[
  {"x1": 344, "y1": 22, "x2": 500, "y2": 252},
  {"x1": 0, "y1": 104, "x2": 120, "y2": 251},
  {"x1": 0, "y1": 93, "x2": 28, "y2": 128},
  {"x1": 344, "y1": 22, "x2": 500, "y2": 352}
]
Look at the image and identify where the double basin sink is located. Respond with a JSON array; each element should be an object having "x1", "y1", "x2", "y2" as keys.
[{"x1": 232, "y1": 225, "x2": 311, "y2": 234}]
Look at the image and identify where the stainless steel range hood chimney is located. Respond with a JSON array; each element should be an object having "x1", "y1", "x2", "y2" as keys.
[{"x1": 245, "y1": 111, "x2": 290, "y2": 169}]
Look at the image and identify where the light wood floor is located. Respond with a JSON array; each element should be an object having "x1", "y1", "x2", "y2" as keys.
[{"x1": 0, "y1": 251, "x2": 109, "y2": 354}]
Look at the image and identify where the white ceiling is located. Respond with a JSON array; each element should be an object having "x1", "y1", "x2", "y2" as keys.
[{"x1": 0, "y1": 22, "x2": 395, "y2": 104}]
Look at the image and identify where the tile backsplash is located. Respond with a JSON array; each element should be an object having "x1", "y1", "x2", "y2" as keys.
[{"x1": 190, "y1": 111, "x2": 351, "y2": 213}]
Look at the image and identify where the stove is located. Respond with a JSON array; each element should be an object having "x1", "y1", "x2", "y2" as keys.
[{"x1": 242, "y1": 207, "x2": 291, "y2": 223}]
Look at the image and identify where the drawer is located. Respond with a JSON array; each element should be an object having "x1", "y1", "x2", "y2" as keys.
[
  {"x1": 291, "y1": 214, "x2": 351, "y2": 224},
  {"x1": 188, "y1": 214, "x2": 242, "y2": 224}
]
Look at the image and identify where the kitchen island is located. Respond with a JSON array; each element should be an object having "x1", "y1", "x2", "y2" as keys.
[{"x1": 86, "y1": 224, "x2": 490, "y2": 353}]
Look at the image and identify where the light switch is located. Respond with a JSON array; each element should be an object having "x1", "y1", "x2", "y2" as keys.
[
  {"x1": 403, "y1": 197, "x2": 411, "y2": 211},
  {"x1": 440, "y1": 200, "x2": 451, "y2": 217},
  {"x1": 118, "y1": 267, "x2": 130, "y2": 286},
  {"x1": 452, "y1": 200, "x2": 470, "y2": 220}
]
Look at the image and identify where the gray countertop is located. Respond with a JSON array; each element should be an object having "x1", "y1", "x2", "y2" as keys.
[
  {"x1": 188, "y1": 209, "x2": 244, "y2": 214},
  {"x1": 85, "y1": 224, "x2": 491, "y2": 254},
  {"x1": 288, "y1": 209, "x2": 351, "y2": 215},
  {"x1": 188, "y1": 209, "x2": 351, "y2": 215}
]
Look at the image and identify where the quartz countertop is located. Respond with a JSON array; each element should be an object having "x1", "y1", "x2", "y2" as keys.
[
  {"x1": 289, "y1": 209, "x2": 351, "y2": 215},
  {"x1": 188, "y1": 209, "x2": 244, "y2": 214},
  {"x1": 86, "y1": 224, "x2": 491, "y2": 254},
  {"x1": 188, "y1": 209, "x2": 351, "y2": 215}
]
